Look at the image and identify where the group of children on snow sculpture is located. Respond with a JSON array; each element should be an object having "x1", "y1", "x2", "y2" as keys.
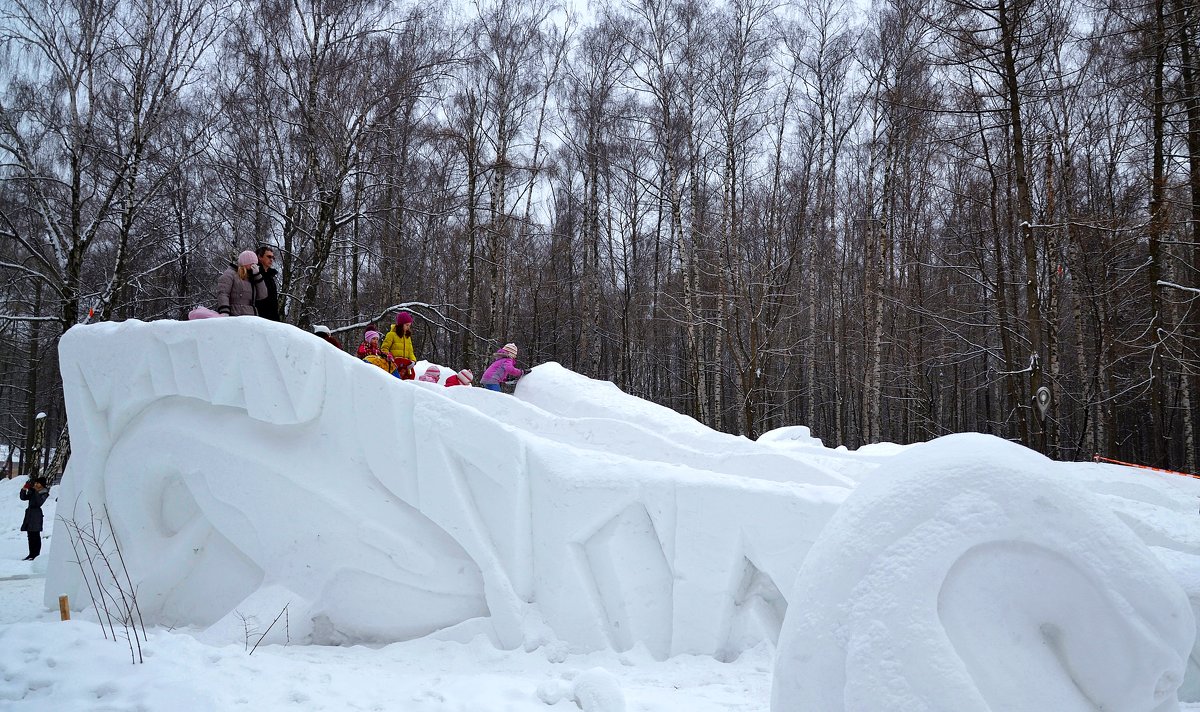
[
  {"x1": 351, "y1": 310, "x2": 522, "y2": 391},
  {"x1": 198, "y1": 250, "x2": 525, "y2": 391}
]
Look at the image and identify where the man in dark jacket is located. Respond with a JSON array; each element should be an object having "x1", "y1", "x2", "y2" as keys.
[
  {"x1": 255, "y1": 246, "x2": 281, "y2": 321},
  {"x1": 19, "y1": 476, "x2": 49, "y2": 560}
]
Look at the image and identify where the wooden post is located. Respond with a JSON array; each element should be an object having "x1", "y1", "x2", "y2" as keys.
[{"x1": 58, "y1": 595, "x2": 70, "y2": 621}]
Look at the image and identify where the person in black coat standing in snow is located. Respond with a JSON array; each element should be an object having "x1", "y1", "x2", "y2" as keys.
[
  {"x1": 19, "y1": 476, "x2": 49, "y2": 560},
  {"x1": 255, "y1": 246, "x2": 281, "y2": 321}
]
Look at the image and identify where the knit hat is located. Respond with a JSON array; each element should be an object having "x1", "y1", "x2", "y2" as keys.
[
  {"x1": 496, "y1": 343, "x2": 518, "y2": 358},
  {"x1": 457, "y1": 369, "x2": 474, "y2": 384},
  {"x1": 313, "y1": 325, "x2": 331, "y2": 335},
  {"x1": 237, "y1": 250, "x2": 258, "y2": 267},
  {"x1": 418, "y1": 365, "x2": 441, "y2": 383},
  {"x1": 365, "y1": 330, "x2": 380, "y2": 343},
  {"x1": 395, "y1": 311, "x2": 413, "y2": 326}
]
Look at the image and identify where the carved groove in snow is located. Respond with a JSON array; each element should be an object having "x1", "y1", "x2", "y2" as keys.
[{"x1": 580, "y1": 502, "x2": 673, "y2": 658}]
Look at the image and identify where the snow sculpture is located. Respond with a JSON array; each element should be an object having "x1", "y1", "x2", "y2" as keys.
[
  {"x1": 770, "y1": 434, "x2": 1196, "y2": 712},
  {"x1": 47, "y1": 319, "x2": 849, "y2": 656}
]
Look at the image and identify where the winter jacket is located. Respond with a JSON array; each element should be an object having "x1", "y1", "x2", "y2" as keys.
[
  {"x1": 381, "y1": 327, "x2": 416, "y2": 379},
  {"x1": 357, "y1": 341, "x2": 394, "y2": 373},
  {"x1": 256, "y1": 267, "x2": 281, "y2": 321},
  {"x1": 444, "y1": 374, "x2": 470, "y2": 387},
  {"x1": 216, "y1": 265, "x2": 267, "y2": 316},
  {"x1": 19, "y1": 484, "x2": 49, "y2": 533},
  {"x1": 381, "y1": 327, "x2": 416, "y2": 364},
  {"x1": 481, "y1": 357, "x2": 522, "y2": 385}
]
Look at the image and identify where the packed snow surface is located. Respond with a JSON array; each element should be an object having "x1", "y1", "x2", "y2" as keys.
[{"x1": 0, "y1": 317, "x2": 1194, "y2": 710}]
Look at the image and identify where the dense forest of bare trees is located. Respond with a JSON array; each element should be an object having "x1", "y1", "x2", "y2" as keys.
[{"x1": 2, "y1": 0, "x2": 1199, "y2": 472}]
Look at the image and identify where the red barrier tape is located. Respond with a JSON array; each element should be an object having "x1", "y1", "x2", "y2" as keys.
[{"x1": 1092, "y1": 455, "x2": 1200, "y2": 480}]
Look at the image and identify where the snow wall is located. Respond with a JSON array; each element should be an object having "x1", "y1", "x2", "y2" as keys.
[{"x1": 45, "y1": 319, "x2": 1200, "y2": 709}]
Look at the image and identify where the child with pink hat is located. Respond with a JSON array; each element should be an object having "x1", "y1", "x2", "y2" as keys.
[
  {"x1": 357, "y1": 329, "x2": 381, "y2": 358},
  {"x1": 480, "y1": 343, "x2": 523, "y2": 392},
  {"x1": 357, "y1": 330, "x2": 395, "y2": 373}
]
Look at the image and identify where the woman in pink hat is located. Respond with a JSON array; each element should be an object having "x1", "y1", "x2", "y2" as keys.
[
  {"x1": 216, "y1": 250, "x2": 268, "y2": 316},
  {"x1": 480, "y1": 343, "x2": 522, "y2": 392}
]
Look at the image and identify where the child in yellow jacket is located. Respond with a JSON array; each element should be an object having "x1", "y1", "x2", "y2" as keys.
[{"x1": 382, "y1": 311, "x2": 417, "y2": 379}]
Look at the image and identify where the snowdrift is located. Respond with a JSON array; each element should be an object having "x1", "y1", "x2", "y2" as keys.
[{"x1": 44, "y1": 319, "x2": 1200, "y2": 709}]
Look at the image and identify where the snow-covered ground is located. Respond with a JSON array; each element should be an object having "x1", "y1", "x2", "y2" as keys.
[
  {"x1": 0, "y1": 510, "x2": 771, "y2": 711},
  {"x1": 1, "y1": 318, "x2": 1198, "y2": 711},
  {"x1": 0, "y1": 511, "x2": 771, "y2": 711}
]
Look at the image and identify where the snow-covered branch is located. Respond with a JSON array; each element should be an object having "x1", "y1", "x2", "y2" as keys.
[
  {"x1": 1158, "y1": 280, "x2": 1200, "y2": 296},
  {"x1": 0, "y1": 314, "x2": 62, "y2": 324}
]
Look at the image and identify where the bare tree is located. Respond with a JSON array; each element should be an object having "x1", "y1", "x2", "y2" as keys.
[{"x1": 219, "y1": 0, "x2": 451, "y2": 328}]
